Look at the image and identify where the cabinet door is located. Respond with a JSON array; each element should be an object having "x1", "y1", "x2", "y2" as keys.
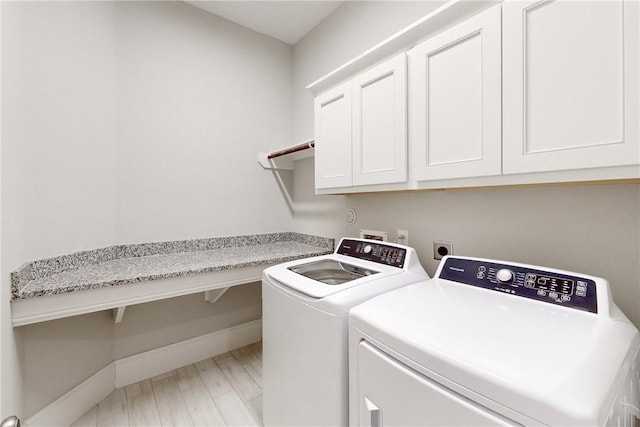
[
  {"x1": 352, "y1": 54, "x2": 407, "y2": 186},
  {"x1": 409, "y1": 5, "x2": 502, "y2": 181},
  {"x1": 314, "y1": 82, "x2": 352, "y2": 189},
  {"x1": 503, "y1": 0, "x2": 639, "y2": 174}
]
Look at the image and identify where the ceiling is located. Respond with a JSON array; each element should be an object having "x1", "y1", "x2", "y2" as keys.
[{"x1": 184, "y1": 1, "x2": 344, "y2": 45}]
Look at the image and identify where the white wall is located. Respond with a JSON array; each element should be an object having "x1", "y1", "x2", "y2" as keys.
[
  {"x1": 114, "y1": 1, "x2": 293, "y2": 243},
  {"x1": 2, "y1": 1, "x2": 293, "y2": 418},
  {"x1": 19, "y1": 282, "x2": 261, "y2": 417},
  {"x1": 340, "y1": 184, "x2": 640, "y2": 326},
  {"x1": 112, "y1": 282, "x2": 261, "y2": 360},
  {"x1": 2, "y1": 0, "x2": 294, "y2": 264},
  {"x1": 0, "y1": 1, "x2": 6, "y2": 420},
  {"x1": 291, "y1": 2, "x2": 640, "y2": 326},
  {"x1": 2, "y1": 2, "x2": 119, "y2": 266},
  {"x1": 20, "y1": 312, "x2": 114, "y2": 418},
  {"x1": 2, "y1": 1, "x2": 119, "y2": 419}
]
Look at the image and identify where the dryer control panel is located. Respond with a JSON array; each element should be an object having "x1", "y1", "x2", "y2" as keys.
[
  {"x1": 439, "y1": 257, "x2": 598, "y2": 313},
  {"x1": 337, "y1": 239, "x2": 407, "y2": 268}
]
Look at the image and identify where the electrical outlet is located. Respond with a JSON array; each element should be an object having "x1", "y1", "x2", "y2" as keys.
[
  {"x1": 434, "y1": 241, "x2": 453, "y2": 260},
  {"x1": 397, "y1": 229, "x2": 409, "y2": 245}
]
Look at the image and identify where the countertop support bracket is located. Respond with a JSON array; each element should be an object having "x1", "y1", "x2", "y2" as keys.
[
  {"x1": 113, "y1": 306, "x2": 126, "y2": 323},
  {"x1": 204, "y1": 287, "x2": 230, "y2": 304}
]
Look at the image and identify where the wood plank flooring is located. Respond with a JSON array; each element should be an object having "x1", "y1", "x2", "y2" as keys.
[{"x1": 71, "y1": 342, "x2": 263, "y2": 427}]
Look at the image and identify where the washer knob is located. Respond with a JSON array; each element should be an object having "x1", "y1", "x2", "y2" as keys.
[
  {"x1": 363, "y1": 245, "x2": 372, "y2": 254},
  {"x1": 496, "y1": 269, "x2": 514, "y2": 284}
]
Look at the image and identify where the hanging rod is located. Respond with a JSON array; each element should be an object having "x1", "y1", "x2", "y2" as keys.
[{"x1": 267, "y1": 140, "x2": 315, "y2": 159}]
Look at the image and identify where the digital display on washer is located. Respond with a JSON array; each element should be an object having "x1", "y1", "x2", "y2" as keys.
[
  {"x1": 380, "y1": 247, "x2": 402, "y2": 264},
  {"x1": 526, "y1": 274, "x2": 574, "y2": 295}
]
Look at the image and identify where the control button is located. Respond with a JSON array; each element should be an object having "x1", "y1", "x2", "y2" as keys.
[
  {"x1": 561, "y1": 295, "x2": 571, "y2": 302},
  {"x1": 577, "y1": 284, "x2": 587, "y2": 292},
  {"x1": 363, "y1": 245, "x2": 372, "y2": 254},
  {"x1": 537, "y1": 290, "x2": 547, "y2": 296},
  {"x1": 478, "y1": 266, "x2": 486, "y2": 272},
  {"x1": 576, "y1": 290, "x2": 586, "y2": 297},
  {"x1": 577, "y1": 280, "x2": 587, "y2": 287},
  {"x1": 477, "y1": 272, "x2": 485, "y2": 279},
  {"x1": 525, "y1": 273, "x2": 536, "y2": 280},
  {"x1": 496, "y1": 269, "x2": 514, "y2": 284},
  {"x1": 549, "y1": 292, "x2": 558, "y2": 299},
  {"x1": 524, "y1": 280, "x2": 535, "y2": 288}
]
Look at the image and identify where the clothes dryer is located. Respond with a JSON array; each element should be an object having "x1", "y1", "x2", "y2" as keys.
[{"x1": 349, "y1": 256, "x2": 640, "y2": 426}]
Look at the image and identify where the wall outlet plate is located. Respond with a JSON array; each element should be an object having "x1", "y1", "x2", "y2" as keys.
[
  {"x1": 434, "y1": 241, "x2": 453, "y2": 260},
  {"x1": 397, "y1": 229, "x2": 409, "y2": 245},
  {"x1": 360, "y1": 229, "x2": 388, "y2": 241}
]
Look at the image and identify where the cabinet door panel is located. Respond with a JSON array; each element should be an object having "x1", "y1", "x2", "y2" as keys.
[
  {"x1": 427, "y1": 33, "x2": 483, "y2": 165},
  {"x1": 409, "y1": 5, "x2": 502, "y2": 181},
  {"x1": 314, "y1": 82, "x2": 352, "y2": 189},
  {"x1": 352, "y1": 54, "x2": 407, "y2": 186},
  {"x1": 503, "y1": 0, "x2": 639, "y2": 174}
]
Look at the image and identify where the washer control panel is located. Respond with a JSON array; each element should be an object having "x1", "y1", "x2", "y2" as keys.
[
  {"x1": 337, "y1": 239, "x2": 407, "y2": 268},
  {"x1": 439, "y1": 257, "x2": 598, "y2": 313}
]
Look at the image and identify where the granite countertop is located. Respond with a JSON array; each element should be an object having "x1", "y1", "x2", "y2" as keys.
[{"x1": 11, "y1": 232, "x2": 334, "y2": 300}]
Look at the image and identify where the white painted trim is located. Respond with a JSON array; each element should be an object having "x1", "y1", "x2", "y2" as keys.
[
  {"x1": 115, "y1": 319, "x2": 262, "y2": 387},
  {"x1": 26, "y1": 363, "x2": 115, "y2": 427},
  {"x1": 25, "y1": 319, "x2": 262, "y2": 427}
]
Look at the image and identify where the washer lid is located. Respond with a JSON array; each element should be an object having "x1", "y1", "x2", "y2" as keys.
[
  {"x1": 350, "y1": 279, "x2": 640, "y2": 426},
  {"x1": 287, "y1": 259, "x2": 379, "y2": 285},
  {"x1": 264, "y1": 254, "x2": 402, "y2": 299}
]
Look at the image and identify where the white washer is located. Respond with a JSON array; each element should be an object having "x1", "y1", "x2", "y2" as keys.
[
  {"x1": 262, "y1": 238, "x2": 428, "y2": 427},
  {"x1": 349, "y1": 256, "x2": 640, "y2": 426}
]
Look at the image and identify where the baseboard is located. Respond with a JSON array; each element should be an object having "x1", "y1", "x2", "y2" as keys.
[
  {"x1": 25, "y1": 363, "x2": 115, "y2": 427},
  {"x1": 25, "y1": 319, "x2": 262, "y2": 426},
  {"x1": 114, "y1": 319, "x2": 262, "y2": 387}
]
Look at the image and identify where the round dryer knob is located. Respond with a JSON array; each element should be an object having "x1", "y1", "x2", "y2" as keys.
[
  {"x1": 496, "y1": 269, "x2": 515, "y2": 284},
  {"x1": 363, "y1": 245, "x2": 372, "y2": 254}
]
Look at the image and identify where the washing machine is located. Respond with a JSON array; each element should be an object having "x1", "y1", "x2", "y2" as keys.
[
  {"x1": 262, "y1": 238, "x2": 428, "y2": 427},
  {"x1": 349, "y1": 255, "x2": 640, "y2": 426}
]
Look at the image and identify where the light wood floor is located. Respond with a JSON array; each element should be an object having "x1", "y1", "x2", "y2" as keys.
[{"x1": 71, "y1": 342, "x2": 263, "y2": 427}]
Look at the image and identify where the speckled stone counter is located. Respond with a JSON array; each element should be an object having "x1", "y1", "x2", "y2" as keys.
[{"x1": 11, "y1": 232, "x2": 333, "y2": 300}]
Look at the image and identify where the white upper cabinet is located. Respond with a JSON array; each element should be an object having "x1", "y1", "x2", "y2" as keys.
[
  {"x1": 502, "y1": 0, "x2": 639, "y2": 174},
  {"x1": 352, "y1": 54, "x2": 407, "y2": 186},
  {"x1": 311, "y1": 1, "x2": 639, "y2": 194},
  {"x1": 314, "y1": 54, "x2": 407, "y2": 190},
  {"x1": 314, "y1": 82, "x2": 352, "y2": 189},
  {"x1": 409, "y1": 5, "x2": 502, "y2": 181}
]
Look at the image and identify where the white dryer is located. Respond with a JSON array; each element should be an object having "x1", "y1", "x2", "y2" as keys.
[
  {"x1": 262, "y1": 238, "x2": 428, "y2": 427},
  {"x1": 349, "y1": 256, "x2": 640, "y2": 426}
]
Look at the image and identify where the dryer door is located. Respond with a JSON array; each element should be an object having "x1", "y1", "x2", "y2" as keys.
[{"x1": 356, "y1": 341, "x2": 517, "y2": 427}]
